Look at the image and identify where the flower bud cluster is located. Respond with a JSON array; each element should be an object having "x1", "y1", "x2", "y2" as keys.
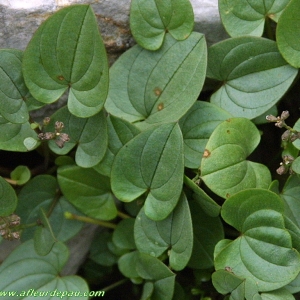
[
  {"x1": 276, "y1": 155, "x2": 295, "y2": 175},
  {"x1": 266, "y1": 110, "x2": 290, "y2": 128},
  {"x1": 0, "y1": 214, "x2": 21, "y2": 240}
]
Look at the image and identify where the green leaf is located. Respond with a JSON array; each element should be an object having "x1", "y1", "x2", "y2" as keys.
[
  {"x1": 184, "y1": 176, "x2": 221, "y2": 217},
  {"x1": 0, "y1": 176, "x2": 18, "y2": 216},
  {"x1": 34, "y1": 226, "x2": 56, "y2": 256},
  {"x1": 0, "y1": 49, "x2": 30, "y2": 124},
  {"x1": 0, "y1": 118, "x2": 39, "y2": 151},
  {"x1": 277, "y1": 0, "x2": 300, "y2": 68},
  {"x1": 216, "y1": 188, "x2": 300, "y2": 292},
  {"x1": 57, "y1": 165, "x2": 117, "y2": 220},
  {"x1": 291, "y1": 157, "x2": 300, "y2": 174},
  {"x1": 219, "y1": 0, "x2": 290, "y2": 37},
  {"x1": 188, "y1": 198, "x2": 224, "y2": 269},
  {"x1": 105, "y1": 32, "x2": 207, "y2": 129},
  {"x1": 201, "y1": 118, "x2": 271, "y2": 198},
  {"x1": 261, "y1": 288, "x2": 295, "y2": 300},
  {"x1": 47, "y1": 106, "x2": 108, "y2": 168},
  {"x1": 0, "y1": 240, "x2": 89, "y2": 299},
  {"x1": 179, "y1": 101, "x2": 232, "y2": 169},
  {"x1": 16, "y1": 175, "x2": 83, "y2": 242},
  {"x1": 207, "y1": 37, "x2": 298, "y2": 119},
  {"x1": 22, "y1": 5, "x2": 108, "y2": 118},
  {"x1": 111, "y1": 123, "x2": 184, "y2": 221},
  {"x1": 134, "y1": 193, "x2": 193, "y2": 271},
  {"x1": 136, "y1": 253, "x2": 175, "y2": 300},
  {"x1": 130, "y1": 0, "x2": 194, "y2": 50},
  {"x1": 112, "y1": 218, "x2": 136, "y2": 250},
  {"x1": 118, "y1": 251, "x2": 142, "y2": 281},
  {"x1": 94, "y1": 115, "x2": 140, "y2": 177},
  {"x1": 10, "y1": 165, "x2": 31, "y2": 185}
]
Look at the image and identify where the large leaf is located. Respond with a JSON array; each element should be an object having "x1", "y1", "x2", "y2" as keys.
[
  {"x1": 201, "y1": 118, "x2": 271, "y2": 198},
  {"x1": 16, "y1": 175, "x2": 83, "y2": 242},
  {"x1": 215, "y1": 189, "x2": 300, "y2": 292},
  {"x1": 219, "y1": 0, "x2": 290, "y2": 37},
  {"x1": 57, "y1": 165, "x2": 117, "y2": 220},
  {"x1": 111, "y1": 123, "x2": 184, "y2": 221},
  {"x1": 105, "y1": 32, "x2": 207, "y2": 130},
  {"x1": 22, "y1": 5, "x2": 108, "y2": 118},
  {"x1": 47, "y1": 106, "x2": 107, "y2": 168},
  {"x1": 130, "y1": 0, "x2": 194, "y2": 50},
  {"x1": 207, "y1": 36, "x2": 298, "y2": 119},
  {"x1": 277, "y1": 0, "x2": 300, "y2": 68},
  {"x1": 179, "y1": 101, "x2": 232, "y2": 169},
  {"x1": 134, "y1": 193, "x2": 193, "y2": 271},
  {"x1": 0, "y1": 240, "x2": 89, "y2": 299},
  {"x1": 0, "y1": 49, "x2": 29, "y2": 124},
  {"x1": 0, "y1": 176, "x2": 18, "y2": 216}
]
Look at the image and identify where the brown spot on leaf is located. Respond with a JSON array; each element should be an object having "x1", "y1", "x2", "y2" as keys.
[
  {"x1": 58, "y1": 75, "x2": 65, "y2": 81},
  {"x1": 157, "y1": 103, "x2": 164, "y2": 111},
  {"x1": 226, "y1": 193, "x2": 230, "y2": 198},
  {"x1": 154, "y1": 87, "x2": 162, "y2": 96},
  {"x1": 226, "y1": 118, "x2": 232, "y2": 122},
  {"x1": 227, "y1": 130, "x2": 230, "y2": 134},
  {"x1": 203, "y1": 149, "x2": 211, "y2": 158}
]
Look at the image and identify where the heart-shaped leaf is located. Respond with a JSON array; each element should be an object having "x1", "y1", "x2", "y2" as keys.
[
  {"x1": 47, "y1": 106, "x2": 108, "y2": 168},
  {"x1": 94, "y1": 115, "x2": 140, "y2": 177},
  {"x1": 16, "y1": 175, "x2": 83, "y2": 242},
  {"x1": 58, "y1": 165, "x2": 117, "y2": 220},
  {"x1": 0, "y1": 240, "x2": 89, "y2": 298},
  {"x1": 201, "y1": 118, "x2": 271, "y2": 198},
  {"x1": 207, "y1": 36, "x2": 298, "y2": 119},
  {"x1": 179, "y1": 101, "x2": 232, "y2": 169},
  {"x1": 22, "y1": 5, "x2": 109, "y2": 118},
  {"x1": 134, "y1": 193, "x2": 193, "y2": 271},
  {"x1": 0, "y1": 176, "x2": 18, "y2": 216},
  {"x1": 111, "y1": 122, "x2": 184, "y2": 221},
  {"x1": 136, "y1": 253, "x2": 175, "y2": 300},
  {"x1": 219, "y1": 0, "x2": 290, "y2": 37},
  {"x1": 105, "y1": 32, "x2": 207, "y2": 130},
  {"x1": 130, "y1": 0, "x2": 194, "y2": 50},
  {"x1": 277, "y1": 0, "x2": 300, "y2": 68},
  {"x1": 216, "y1": 188, "x2": 300, "y2": 292}
]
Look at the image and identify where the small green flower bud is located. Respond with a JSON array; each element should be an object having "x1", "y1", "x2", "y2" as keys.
[{"x1": 43, "y1": 117, "x2": 51, "y2": 126}]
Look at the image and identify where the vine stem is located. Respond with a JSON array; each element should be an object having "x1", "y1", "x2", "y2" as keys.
[
  {"x1": 64, "y1": 212, "x2": 117, "y2": 229},
  {"x1": 117, "y1": 211, "x2": 131, "y2": 219},
  {"x1": 101, "y1": 278, "x2": 129, "y2": 293}
]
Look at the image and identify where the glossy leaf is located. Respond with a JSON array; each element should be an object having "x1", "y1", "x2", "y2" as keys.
[
  {"x1": 201, "y1": 118, "x2": 271, "y2": 198},
  {"x1": 0, "y1": 240, "x2": 89, "y2": 299},
  {"x1": 58, "y1": 165, "x2": 117, "y2": 220},
  {"x1": 94, "y1": 115, "x2": 140, "y2": 177},
  {"x1": 219, "y1": 0, "x2": 290, "y2": 37},
  {"x1": 111, "y1": 123, "x2": 184, "y2": 221},
  {"x1": 0, "y1": 176, "x2": 18, "y2": 216},
  {"x1": 216, "y1": 189, "x2": 300, "y2": 292},
  {"x1": 188, "y1": 198, "x2": 224, "y2": 269},
  {"x1": 0, "y1": 118, "x2": 39, "y2": 151},
  {"x1": 47, "y1": 106, "x2": 108, "y2": 168},
  {"x1": 22, "y1": 5, "x2": 109, "y2": 118},
  {"x1": 0, "y1": 49, "x2": 30, "y2": 124},
  {"x1": 134, "y1": 193, "x2": 193, "y2": 271},
  {"x1": 277, "y1": 0, "x2": 300, "y2": 68},
  {"x1": 136, "y1": 253, "x2": 175, "y2": 300},
  {"x1": 105, "y1": 33, "x2": 207, "y2": 129},
  {"x1": 130, "y1": 0, "x2": 194, "y2": 50},
  {"x1": 207, "y1": 37, "x2": 298, "y2": 119},
  {"x1": 10, "y1": 165, "x2": 31, "y2": 185},
  {"x1": 179, "y1": 101, "x2": 231, "y2": 169},
  {"x1": 16, "y1": 175, "x2": 83, "y2": 242}
]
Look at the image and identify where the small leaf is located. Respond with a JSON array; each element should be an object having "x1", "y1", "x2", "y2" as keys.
[
  {"x1": 216, "y1": 188, "x2": 300, "y2": 292},
  {"x1": 118, "y1": 251, "x2": 141, "y2": 280},
  {"x1": 47, "y1": 106, "x2": 108, "y2": 168},
  {"x1": 130, "y1": 0, "x2": 194, "y2": 50},
  {"x1": 58, "y1": 165, "x2": 117, "y2": 220},
  {"x1": 201, "y1": 118, "x2": 271, "y2": 198},
  {"x1": 105, "y1": 33, "x2": 207, "y2": 129},
  {"x1": 134, "y1": 193, "x2": 193, "y2": 271},
  {"x1": 179, "y1": 101, "x2": 232, "y2": 169},
  {"x1": 277, "y1": 0, "x2": 300, "y2": 68},
  {"x1": 10, "y1": 165, "x2": 31, "y2": 185},
  {"x1": 111, "y1": 123, "x2": 184, "y2": 221},
  {"x1": 22, "y1": 5, "x2": 109, "y2": 118},
  {"x1": 112, "y1": 218, "x2": 136, "y2": 250},
  {"x1": 219, "y1": 0, "x2": 290, "y2": 37},
  {"x1": 0, "y1": 240, "x2": 89, "y2": 298},
  {"x1": 0, "y1": 176, "x2": 18, "y2": 216},
  {"x1": 207, "y1": 36, "x2": 298, "y2": 119}
]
